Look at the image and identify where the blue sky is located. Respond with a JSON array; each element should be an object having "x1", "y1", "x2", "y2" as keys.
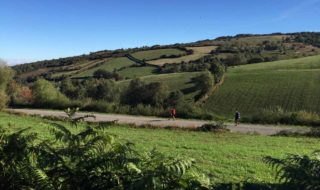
[{"x1": 1, "y1": 0, "x2": 320, "y2": 65}]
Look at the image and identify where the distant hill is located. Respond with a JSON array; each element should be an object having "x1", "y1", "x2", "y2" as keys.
[
  {"x1": 13, "y1": 32, "x2": 320, "y2": 82},
  {"x1": 9, "y1": 32, "x2": 320, "y2": 118}
]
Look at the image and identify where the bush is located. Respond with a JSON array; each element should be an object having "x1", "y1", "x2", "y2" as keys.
[
  {"x1": 123, "y1": 78, "x2": 169, "y2": 107},
  {"x1": 0, "y1": 111, "x2": 212, "y2": 189},
  {"x1": 0, "y1": 92, "x2": 8, "y2": 110},
  {"x1": 32, "y1": 79, "x2": 70, "y2": 109},
  {"x1": 197, "y1": 121, "x2": 229, "y2": 132},
  {"x1": 243, "y1": 107, "x2": 320, "y2": 126},
  {"x1": 265, "y1": 151, "x2": 320, "y2": 190},
  {"x1": 7, "y1": 81, "x2": 33, "y2": 106}
]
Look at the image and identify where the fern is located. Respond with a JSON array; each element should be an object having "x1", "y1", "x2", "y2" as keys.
[
  {"x1": 0, "y1": 108, "x2": 212, "y2": 189},
  {"x1": 265, "y1": 151, "x2": 320, "y2": 189}
]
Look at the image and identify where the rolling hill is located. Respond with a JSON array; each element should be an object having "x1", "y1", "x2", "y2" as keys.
[
  {"x1": 10, "y1": 32, "x2": 320, "y2": 119},
  {"x1": 203, "y1": 55, "x2": 320, "y2": 116}
]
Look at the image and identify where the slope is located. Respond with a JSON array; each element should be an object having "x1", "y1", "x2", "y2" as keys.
[{"x1": 204, "y1": 55, "x2": 320, "y2": 116}]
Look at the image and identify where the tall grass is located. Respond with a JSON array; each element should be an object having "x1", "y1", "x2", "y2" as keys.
[{"x1": 243, "y1": 107, "x2": 320, "y2": 126}]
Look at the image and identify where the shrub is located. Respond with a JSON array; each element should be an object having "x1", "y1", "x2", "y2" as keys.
[
  {"x1": 7, "y1": 81, "x2": 33, "y2": 106},
  {"x1": 32, "y1": 79, "x2": 70, "y2": 109},
  {"x1": 197, "y1": 121, "x2": 229, "y2": 132},
  {"x1": 243, "y1": 107, "x2": 320, "y2": 126},
  {"x1": 0, "y1": 110, "x2": 212, "y2": 189},
  {"x1": 0, "y1": 92, "x2": 8, "y2": 110},
  {"x1": 265, "y1": 151, "x2": 320, "y2": 190},
  {"x1": 123, "y1": 78, "x2": 169, "y2": 107}
]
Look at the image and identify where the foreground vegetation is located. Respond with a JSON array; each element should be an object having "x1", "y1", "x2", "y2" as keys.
[{"x1": 1, "y1": 112, "x2": 319, "y2": 187}]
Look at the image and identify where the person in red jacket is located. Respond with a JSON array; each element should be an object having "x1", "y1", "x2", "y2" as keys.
[{"x1": 170, "y1": 108, "x2": 176, "y2": 120}]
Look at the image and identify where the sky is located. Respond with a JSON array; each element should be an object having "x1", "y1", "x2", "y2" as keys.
[{"x1": 1, "y1": 0, "x2": 320, "y2": 65}]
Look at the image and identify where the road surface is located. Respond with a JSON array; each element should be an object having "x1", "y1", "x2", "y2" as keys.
[{"x1": 8, "y1": 108, "x2": 310, "y2": 135}]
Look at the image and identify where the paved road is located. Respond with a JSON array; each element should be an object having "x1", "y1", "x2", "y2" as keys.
[{"x1": 8, "y1": 108, "x2": 310, "y2": 135}]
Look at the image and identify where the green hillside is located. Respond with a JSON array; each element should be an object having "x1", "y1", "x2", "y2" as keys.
[
  {"x1": 74, "y1": 57, "x2": 135, "y2": 77},
  {"x1": 148, "y1": 46, "x2": 217, "y2": 66},
  {"x1": 131, "y1": 48, "x2": 186, "y2": 60},
  {"x1": 204, "y1": 55, "x2": 320, "y2": 117},
  {"x1": 119, "y1": 72, "x2": 205, "y2": 102}
]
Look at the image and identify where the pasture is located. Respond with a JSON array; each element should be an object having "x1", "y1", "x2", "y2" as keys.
[
  {"x1": 74, "y1": 57, "x2": 135, "y2": 77},
  {"x1": 0, "y1": 112, "x2": 318, "y2": 184},
  {"x1": 204, "y1": 55, "x2": 320, "y2": 117},
  {"x1": 148, "y1": 46, "x2": 217, "y2": 66},
  {"x1": 131, "y1": 48, "x2": 186, "y2": 61},
  {"x1": 118, "y1": 66, "x2": 157, "y2": 78}
]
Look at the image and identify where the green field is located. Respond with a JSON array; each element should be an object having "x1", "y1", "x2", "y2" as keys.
[
  {"x1": 74, "y1": 57, "x2": 136, "y2": 77},
  {"x1": 148, "y1": 46, "x2": 217, "y2": 66},
  {"x1": 131, "y1": 48, "x2": 186, "y2": 61},
  {"x1": 118, "y1": 66, "x2": 157, "y2": 79},
  {"x1": 204, "y1": 55, "x2": 320, "y2": 117},
  {"x1": 119, "y1": 72, "x2": 205, "y2": 102},
  {"x1": 0, "y1": 112, "x2": 318, "y2": 184}
]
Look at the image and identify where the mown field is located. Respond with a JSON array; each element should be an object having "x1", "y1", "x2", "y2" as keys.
[
  {"x1": 204, "y1": 55, "x2": 320, "y2": 117},
  {"x1": 148, "y1": 46, "x2": 217, "y2": 66},
  {"x1": 118, "y1": 72, "x2": 205, "y2": 102},
  {"x1": 0, "y1": 112, "x2": 318, "y2": 184},
  {"x1": 131, "y1": 48, "x2": 186, "y2": 61}
]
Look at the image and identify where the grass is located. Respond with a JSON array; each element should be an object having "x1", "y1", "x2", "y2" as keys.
[
  {"x1": 0, "y1": 112, "x2": 319, "y2": 184},
  {"x1": 118, "y1": 72, "x2": 205, "y2": 102},
  {"x1": 131, "y1": 48, "x2": 186, "y2": 61},
  {"x1": 74, "y1": 57, "x2": 136, "y2": 77},
  {"x1": 204, "y1": 55, "x2": 320, "y2": 117},
  {"x1": 148, "y1": 46, "x2": 217, "y2": 66},
  {"x1": 118, "y1": 66, "x2": 158, "y2": 79}
]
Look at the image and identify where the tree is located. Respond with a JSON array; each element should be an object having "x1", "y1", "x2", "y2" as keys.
[
  {"x1": 0, "y1": 59, "x2": 14, "y2": 110},
  {"x1": 94, "y1": 79, "x2": 120, "y2": 102},
  {"x1": 209, "y1": 60, "x2": 225, "y2": 83},
  {"x1": 60, "y1": 78, "x2": 78, "y2": 99},
  {"x1": 123, "y1": 78, "x2": 169, "y2": 107},
  {"x1": 195, "y1": 72, "x2": 214, "y2": 94},
  {"x1": 122, "y1": 78, "x2": 145, "y2": 105},
  {"x1": 32, "y1": 79, "x2": 69, "y2": 108},
  {"x1": 143, "y1": 82, "x2": 169, "y2": 107},
  {"x1": 7, "y1": 81, "x2": 33, "y2": 106},
  {"x1": 93, "y1": 69, "x2": 112, "y2": 79},
  {"x1": 166, "y1": 90, "x2": 184, "y2": 107}
]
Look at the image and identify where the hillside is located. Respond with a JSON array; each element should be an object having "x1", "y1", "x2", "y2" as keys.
[
  {"x1": 8, "y1": 32, "x2": 320, "y2": 120},
  {"x1": 12, "y1": 32, "x2": 320, "y2": 81},
  {"x1": 204, "y1": 55, "x2": 320, "y2": 116}
]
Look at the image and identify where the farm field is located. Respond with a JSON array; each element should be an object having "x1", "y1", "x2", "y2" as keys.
[
  {"x1": 0, "y1": 112, "x2": 318, "y2": 184},
  {"x1": 131, "y1": 48, "x2": 186, "y2": 61},
  {"x1": 148, "y1": 46, "x2": 217, "y2": 66},
  {"x1": 204, "y1": 55, "x2": 320, "y2": 117},
  {"x1": 118, "y1": 72, "x2": 205, "y2": 102},
  {"x1": 118, "y1": 66, "x2": 157, "y2": 79},
  {"x1": 51, "y1": 59, "x2": 106, "y2": 78},
  {"x1": 74, "y1": 57, "x2": 136, "y2": 77}
]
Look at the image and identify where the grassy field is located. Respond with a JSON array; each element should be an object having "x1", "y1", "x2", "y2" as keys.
[
  {"x1": 204, "y1": 55, "x2": 320, "y2": 117},
  {"x1": 118, "y1": 66, "x2": 158, "y2": 79},
  {"x1": 131, "y1": 48, "x2": 186, "y2": 61},
  {"x1": 0, "y1": 112, "x2": 319, "y2": 184},
  {"x1": 74, "y1": 57, "x2": 136, "y2": 77},
  {"x1": 118, "y1": 72, "x2": 205, "y2": 102},
  {"x1": 148, "y1": 46, "x2": 217, "y2": 66}
]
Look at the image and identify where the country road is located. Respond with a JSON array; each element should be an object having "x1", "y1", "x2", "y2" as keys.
[{"x1": 8, "y1": 108, "x2": 310, "y2": 135}]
